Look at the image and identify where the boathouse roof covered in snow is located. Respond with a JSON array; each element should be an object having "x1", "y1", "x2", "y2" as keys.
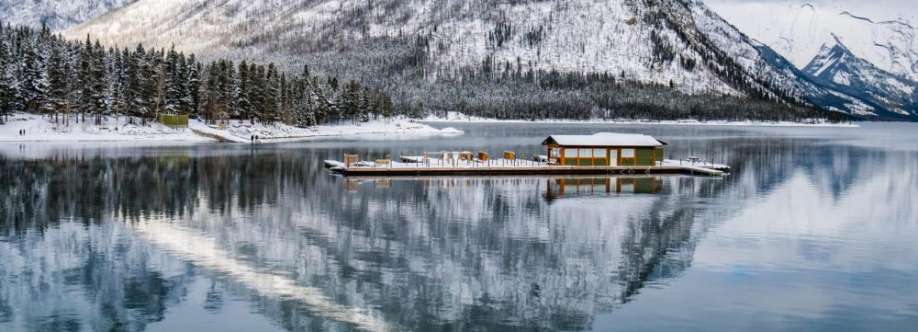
[{"x1": 542, "y1": 133, "x2": 667, "y2": 147}]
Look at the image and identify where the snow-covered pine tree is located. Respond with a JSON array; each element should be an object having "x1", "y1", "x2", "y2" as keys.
[
  {"x1": 236, "y1": 60, "x2": 250, "y2": 121},
  {"x1": 0, "y1": 35, "x2": 23, "y2": 118},
  {"x1": 107, "y1": 47, "x2": 127, "y2": 116},
  {"x1": 77, "y1": 36, "x2": 95, "y2": 119},
  {"x1": 186, "y1": 54, "x2": 202, "y2": 117},
  {"x1": 176, "y1": 54, "x2": 191, "y2": 115},
  {"x1": 264, "y1": 63, "x2": 280, "y2": 124},
  {"x1": 22, "y1": 31, "x2": 51, "y2": 114},
  {"x1": 47, "y1": 39, "x2": 70, "y2": 117},
  {"x1": 220, "y1": 60, "x2": 237, "y2": 120},
  {"x1": 91, "y1": 41, "x2": 109, "y2": 120},
  {"x1": 128, "y1": 44, "x2": 154, "y2": 121},
  {"x1": 163, "y1": 46, "x2": 181, "y2": 114},
  {"x1": 202, "y1": 62, "x2": 221, "y2": 122}
]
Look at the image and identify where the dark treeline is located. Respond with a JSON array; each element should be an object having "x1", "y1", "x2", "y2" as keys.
[
  {"x1": 299, "y1": 33, "x2": 849, "y2": 123},
  {"x1": 0, "y1": 23, "x2": 397, "y2": 126},
  {"x1": 404, "y1": 64, "x2": 851, "y2": 123}
]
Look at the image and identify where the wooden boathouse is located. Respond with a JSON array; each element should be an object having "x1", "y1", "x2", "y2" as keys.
[
  {"x1": 542, "y1": 133, "x2": 666, "y2": 167},
  {"x1": 327, "y1": 132, "x2": 729, "y2": 177}
]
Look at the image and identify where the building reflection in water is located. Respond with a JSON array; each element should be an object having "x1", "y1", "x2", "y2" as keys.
[{"x1": 545, "y1": 176, "x2": 664, "y2": 200}]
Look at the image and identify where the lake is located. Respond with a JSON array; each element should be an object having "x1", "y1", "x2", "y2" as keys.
[{"x1": 1, "y1": 122, "x2": 917, "y2": 331}]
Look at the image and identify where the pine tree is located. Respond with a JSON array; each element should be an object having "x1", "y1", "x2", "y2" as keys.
[
  {"x1": 236, "y1": 60, "x2": 251, "y2": 120},
  {"x1": 0, "y1": 38, "x2": 23, "y2": 118},
  {"x1": 250, "y1": 64, "x2": 266, "y2": 122},
  {"x1": 22, "y1": 34, "x2": 51, "y2": 114},
  {"x1": 203, "y1": 62, "x2": 222, "y2": 122},
  {"x1": 128, "y1": 43, "x2": 154, "y2": 120},
  {"x1": 264, "y1": 63, "x2": 280, "y2": 123},
  {"x1": 92, "y1": 41, "x2": 109, "y2": 119},
  {"x1": 47, "y1": 41, "x2": 69, "y2": 116},
  {"x1": 186, "y1": 55, "x2": 202, "y2": 117},
  {"x1": 78, "y1": 36, "x2": 96, "y2": 118},
  {"x1": 108, "y1": 48, "x2": 127, "y2": 116},
  {"x1": 220, "y1": 60, "x2": 237, "y2": 120},
  {"x1": 163, "y1": 46, "x2": 181, "y2": 114}
]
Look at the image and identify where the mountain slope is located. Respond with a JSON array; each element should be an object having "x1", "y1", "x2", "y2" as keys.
[
  {"x1": 706, "y1": 0, "x2": 918, "y2": 82},
  {"x1": 65, "y1": 0, "x2": 736, "y2": 92},
  {"x1": 802, "y1": 35, "x2": 918, "y2": 118},
  {"x1": 680, "y1": 0, "x2": 877, "y2": 116},
  {"x1": 0, "y1": 0, "x2": 136, "y2": 31},
  {"x1": 61, "y1": 0, "x2": 881, "y2": 119}
]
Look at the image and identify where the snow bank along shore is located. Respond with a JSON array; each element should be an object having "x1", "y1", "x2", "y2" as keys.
[
  {"x1": 0, "y1": 113, "x2": 463, "y2": 143},
  {"x1": 424, "y1": 112, "x2": 860, "y2": 128}
]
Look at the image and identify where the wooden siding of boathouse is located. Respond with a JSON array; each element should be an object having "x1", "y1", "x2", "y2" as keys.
[{"x1": 543, "y1": 133, "x2": 666, "y2": 167}]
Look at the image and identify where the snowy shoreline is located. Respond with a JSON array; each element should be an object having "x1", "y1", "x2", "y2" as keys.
[
  {"x1": 423, "y1": 112, "x2": 860, "y2": 128},
  {"x1": 0, "y1": 113, "x2": 463, "y2": 143}
]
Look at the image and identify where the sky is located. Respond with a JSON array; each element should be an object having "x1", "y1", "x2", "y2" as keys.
[
  {"x1": 701, "y1": 0, "x2": 918, "y2": 77},
  {"x1": 704, "y1": 0, "x2": 915, "y2": 21}
]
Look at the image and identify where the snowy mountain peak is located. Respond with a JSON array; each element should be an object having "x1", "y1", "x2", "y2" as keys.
[
  {"x1": 808, "y1": 34, "x2": 852, "y2": 78},
  {"x1": 803, "y1": 34, "x2": 918, "y2": 118},
  {"x1": 706, "y1": 0, "x2": 918, "y2": 82}
]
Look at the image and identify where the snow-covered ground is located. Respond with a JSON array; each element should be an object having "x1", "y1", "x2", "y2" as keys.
[
  {"x1": 0, "y1": 113, "x2": 463, "y2": 143},
  {"x1": 423, "y1": 112, "x2": 859, "y2": 128},
  {"x1": 0, "y1": 113, "x2": 210, "y2": 142}
]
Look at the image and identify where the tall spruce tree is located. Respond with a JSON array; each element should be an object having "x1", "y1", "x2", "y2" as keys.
[{"x1": 0, "y1": 36, "x2": 23, "y2": 118}]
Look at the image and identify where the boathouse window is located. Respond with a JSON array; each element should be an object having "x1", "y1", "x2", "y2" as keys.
[
  {"x1": 579, "y1": 148, "x2": 592, "y2": 166},
  {"x1": 563, "y1": 148, "x2": 578, "y2": 166},
  {"x1": 550, "y1": 148, "x2": 561, "y2": 158},
  {"x1": 621, "y1": 148, "x2": 635, "y2": 158},
  {"x1": 564, "y1": 148, "x2": 578, "y2": 158},
  {"x1": 593, "y1": 149, "x2": 608, "y2": 166}
]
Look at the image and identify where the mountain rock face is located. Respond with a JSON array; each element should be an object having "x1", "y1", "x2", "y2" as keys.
[
  {"x1": 0, "y1": 0, "x2": 136, "y2": 30},
  {"x1": 803, "y1": 36, "x2": 918, "y2": 118},
  {"x1": 58, "y1": 0, "x2": 899, "y2": 119}
]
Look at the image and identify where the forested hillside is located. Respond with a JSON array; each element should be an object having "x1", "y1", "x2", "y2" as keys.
[
  {"x1": 0, "y1": 0, "x2": 135, "y2": 30},
  {"x1": 0, "y1": 24, "x2": 397, "y2": 127},
  {"x1": 62, "y1": 0, "x2": 859, "y2": 122}
]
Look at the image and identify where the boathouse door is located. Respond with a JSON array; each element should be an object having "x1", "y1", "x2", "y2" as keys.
[{"x1": 609, "y1": 149, "x2": 619, "y2": 166}]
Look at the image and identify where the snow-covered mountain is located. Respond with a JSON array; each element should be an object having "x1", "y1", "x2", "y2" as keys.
[
  {"x1": 706, "y1": 0, "x2": 918, "y2": 83},
  {"x1": 0, "y1": 0, "x2": 136, "y2": 30},
  {"x1": 54, "y1": 0, "x2": 904, "y2": 118},
  {"x1": 803, "y1": 36, "x2": 917, "y2": 118}
]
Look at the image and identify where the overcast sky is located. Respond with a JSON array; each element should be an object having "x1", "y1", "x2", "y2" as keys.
[{"x1": 704, "y1": 0, "x2": 915, "y2": 20}]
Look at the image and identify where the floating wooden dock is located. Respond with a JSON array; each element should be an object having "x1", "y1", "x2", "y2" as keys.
[
  {"x1": 327, "y1": 132, "x2": 731, "y2": 177},
  {"x1": 326, "y1": 159, "x2": 729, "y2": 177}
]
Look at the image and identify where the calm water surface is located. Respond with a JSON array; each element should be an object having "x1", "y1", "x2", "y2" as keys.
[{"x1": 1, "y1": 122, "x2": 917, "y2": 331}]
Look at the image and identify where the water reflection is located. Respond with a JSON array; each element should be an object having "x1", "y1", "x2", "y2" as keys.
[
  {"x1": 1, "y1": 123, "x2": 917, "y2": 331},
  {"x1": 545, "y1": 176, "x2": 664, "y2": 199}
]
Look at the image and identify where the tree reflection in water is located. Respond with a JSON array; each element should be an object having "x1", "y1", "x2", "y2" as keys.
[{"x1": 0, "y1": 129, "x2": 912, "y2": 331}]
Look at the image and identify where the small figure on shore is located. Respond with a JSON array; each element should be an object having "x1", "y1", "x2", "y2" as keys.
[{"x1": 251, "y1": 135, "x2": 254, "y2": 142}]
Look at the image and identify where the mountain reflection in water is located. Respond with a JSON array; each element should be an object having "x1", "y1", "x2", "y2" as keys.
[{"x1": 1, "y1": 123, "x2": 917, "y2": 331}]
